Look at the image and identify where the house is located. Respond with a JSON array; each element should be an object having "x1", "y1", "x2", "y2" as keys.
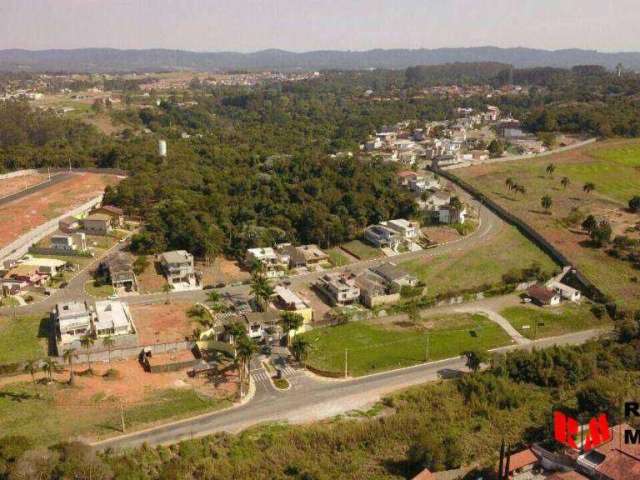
[
  {"x1": 526, "y1": 285, "x2": 561, "y2": 306},
  {"x1": 159, "y1": 250, "x2": 197, "y2": 287},
  {"x1": 364, "y1": 137, "x2": 382, "y2": 151},
  {"x1": 4, "y1": 264, "x2": 46, "y2": 285},
  {"x1": 364, "y1": 224, "x2": 401, "y2": 250},
  {"x1": 411, "y1": 469, "x2": 435, "y2": 480},
  {"x1": 438, "y1": 204, "x2": 467, "y2": 224},
  {"x1": 55, "y1": 301, "x2": 94, "y2": 346},
  {"x1": 471, "y1": 149, "x2": 490, "y2": 162},
  {"x1": 316, "y1": 272, "x2": 360, "y2": 306},
  {"x1": 92, "y1": 205, "x2": 124, "y2": 227},
  {"x1": 280, "y1": 244, "x2": 329, "y2": 269},
  {"x1": 93, "y1": 300, "x2": 135, "y2": 337},
  {"x1": 58, "y1": 216, "x2": 80, "y2": 233},
  {"x1": 548, "y1": 281, "x2": 581, "y2": 303},
  {"x1": 50, "y1": 233, "x2": 87, "y2": 252},
  {"x1": 409, "y1": 174, "x2": 439, "y2": 193},
  {"x1": 243, "y1": 311, "x2": 280, "y2": 341},
  {"x1": 370, "y1": 262, "x2": 418, "y2": 291},
  {"x1": 576, "y1": 424, "x2": 640, "y2": 480},
  {"x1": 397, "y1": 170, "x2": 418, "y2": 187},
  {"x1": 498, "y1": 447, "x2": 539, "y2": 479},
  {"x1": 22, "y1": 257, "x2": 66, "y2": 277},
  {"x1": 273, "y1": 285, "x2": 313, "y2": 324},
  {"x1": 426, "y1": 191, "x2": 452, "y2": 209},
  {"x1": 383, "y1": 219, "x2": 419, "y2": 239},
  {"x1": 245, "y1": 247, "x2": 289, "y2": 278},
  {"x1": 547, "y1": 472, "x2": 589, "y2": 480},
  {"x1": 102, "y1": 252, "x2": 136, "y2": 291},
  {"x1": 83, "y1": 213, "x2": 112, "y2": 235}
]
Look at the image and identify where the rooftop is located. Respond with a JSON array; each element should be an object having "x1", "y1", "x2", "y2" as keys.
[
  {"x1": 94, "y1": 300, "x2": 132, "y2": 331},
  {"x1": 160, "y1": 250, "x2": 193, "y2": 264},
  {"x1": 85, "y1": 213, "x2": 112, "y2": 222}
]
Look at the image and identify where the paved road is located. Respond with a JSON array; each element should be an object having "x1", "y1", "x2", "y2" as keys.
[
  {"x1": 92, "y1": 328, "x2": 603, "y2": 451},
  {"x1": 0, "y1": 188, "x2": 503, "y2": 318}
]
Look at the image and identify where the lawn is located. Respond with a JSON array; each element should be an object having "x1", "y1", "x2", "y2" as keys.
[
  {"x1": 301, "y1": 314, "x2": 512, "y2": 377},
  {"x1": 340, "y1": 240, "x2": 382, "y2": 260},
  {"x1": 501, "y1": 303, "x2": 609, "y2": 340},
  {"x1": 0, "y1": 315, "x2": 49, "y2": 364},
  {"x1": 326, "y1": 248, "x2": 352, "y2": 267},
  {"x1": 400, "y1": 224, "x2": 558, "y2": 297},
  {"x1": 85, "y1": 280, "x2": 115, "y2": 298},
  {"x1": 457, "y1": 139, "x2": 640, "y2": 309},
  {"x1": 0, "y1": 381, "x2": 231, "y2": 447}
]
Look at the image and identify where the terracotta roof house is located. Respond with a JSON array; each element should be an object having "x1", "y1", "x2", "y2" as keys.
[
  {"x1": 411, "y1": 468, "x2": 435, "y2": 480},
  {"x1": 577, "y1": 424, "x2": 640, "y2": 480},
  {"x1": 499, "y1": 447, "x2": 538, "y2": 478},
  {"x1": 526, "y1": 285, "x2": 561, "y2": 306}
]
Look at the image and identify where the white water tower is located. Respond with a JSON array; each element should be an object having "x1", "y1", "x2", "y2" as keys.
[{"x1": 158, "y1": 139, "x2": 167, "y2": 158}]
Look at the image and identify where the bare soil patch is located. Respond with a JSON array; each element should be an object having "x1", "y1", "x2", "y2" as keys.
[{"x1": 131, "y1": 301, "x2": 197, "y2": 345}]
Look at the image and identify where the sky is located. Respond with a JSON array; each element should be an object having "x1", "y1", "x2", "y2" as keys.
[{"x1": 1, "y1": 0, "x2": 638, "y2": 52}]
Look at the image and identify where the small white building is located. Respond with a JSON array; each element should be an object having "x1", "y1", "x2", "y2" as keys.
[
  {"x1": 93, "y1": 300, "x2": 135, "y2": 338},
  {"x1": 55, "y1": 301, "x2": 94, "y2": 346},
  {"x1": 22, "y1": 257, "x2": 66, "y2": 277},
  {"x1": 548, "y1": 281, "x2": 581, "y2": 303},
  {"x1": 383, "y1": 219, "x2": 419, "y2": 239},
  {"x1": 245, "y1": 247, "x2": 289, "y2": 278}
]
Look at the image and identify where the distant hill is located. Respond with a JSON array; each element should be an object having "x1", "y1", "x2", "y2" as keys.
[{"x1": 1, "y1": 46, "x2": 639, "y2": 73}]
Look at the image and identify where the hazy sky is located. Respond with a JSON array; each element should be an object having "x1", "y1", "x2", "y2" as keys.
[{"x1": 1, "y1": 0, "x2": 638, "y2": 52}]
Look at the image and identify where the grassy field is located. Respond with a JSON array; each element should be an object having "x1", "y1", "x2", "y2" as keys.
[
  {"x1": 326, "y1": 248, "x2": 352, "y2": 267},
  {"x1": 302, "y1": 314, "x2": 512, "y2": 376},
  {"x1": 501, "y1": 303, "x2": 608, "y2": 339},
  {"x1": 340, "y1": 240, "x2": 382, "y2": 260},
  {"x1": 0, "y1": 315, "x2": 49, "y2": 364},
  {"x1": 457, "y1": 139, "x2": 640, "y2": 309},
  {"x1": 0, "y1": 381, "x2": 231, "y2": 446},
  {"x1": 400, "y1": 224, "x2": 558, "y2": 297},
  {"x1": 85, "y1": 280, "x2": 115, "y2": 298}
]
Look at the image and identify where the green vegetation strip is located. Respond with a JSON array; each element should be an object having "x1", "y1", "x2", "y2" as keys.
[
  {"x1": 302, "y1": 314, "x2": 512, "y2": 377},
  {"x1": 0, "y1": 315, "x2": 48, "y2": 364}
]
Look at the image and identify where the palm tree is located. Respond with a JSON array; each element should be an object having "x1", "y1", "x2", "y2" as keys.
[
  {"x1": 280, "y1": 312, "x2": 304, "y2": 344},
  {"x1": 80, "y1": 334, "x2": 96, "y2": 372},
  {"x1": 162, "y1": 283, "x2": 172, "y2": 304},
  {"x1": 102, "y1": 336, "x2": 116, "y2": 364},
  {"x1": 560, "y1": 177, "x2": 570, "y2": 189},
  {"x1": 541, "y1": 195, "x2": 553, "y2": 213},
  {"x1": 236, "y1": 334, "x2": 257, "y2": 397},
  {"x1": 42, "y1": 358, "x2": 59, "y2": 383},
  {"x1": 23, "y1": 359, "x2": 38, "y2": 385},
  {"x1": 546, "y1": 163, "x2": 556, "y2": 177},
  {"x1": 291, "y1": 337, "x2": 310, "y2": 364},
  {"x1": 63, "y1": 348, "x2": 78, "y2": 385},
  {"x1": 583, "y1": 182, "x2": 596, "y2": 194},
  {"x1": 250, "y1": 272, "x2": 274, "y2": 312}
]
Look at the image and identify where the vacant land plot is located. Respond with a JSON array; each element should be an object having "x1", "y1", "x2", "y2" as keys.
[
  {"x1": 400, "y1": 224, "x2": 558, "y2": 298},
  {"x1": 326, "y1": 247, "x2": 353, "y2": 267},
  {"x1": 131, "y1": 302, "x2": 197, "y2": 345},
  {"x1": 302, "y1": 314, "x2": 512, "y2": 376},
  {"x1": 0, "y1": 172, "x2": 49, "y2": 198},
  {"x1": 197, "y1": 257, "x2": 250, "y2": 287},
  {"x1": 457, "y1": 139, "x2": 640, "y2": 308},
  {"x1": 0, "y1": 359, "x2": 236, "y2": 446},
  {"x1": 341, "y1": 240, "x2": 382, "y2": 260},
  {"x1": 0, "y1": 315, "x2": 49, "y2": 364},
  {"x1": 0, "y1": 172, "x2": 121, "y2": 248},
  {"x1": 501, "y1": 303, "x2": 608, "y2": 339},
  {"x1": 136, "y1": 260, "x2": 167, "y2": 293}
]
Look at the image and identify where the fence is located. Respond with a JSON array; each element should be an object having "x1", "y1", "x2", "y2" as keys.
[
  {"x1": 54, "y1": 339, "x2": 194, "y2": 364},
  {"x1": 28, "y1": 246, "x2": 93, "y2": 257},
  {"x1": 43, "y1": 167, "x2": 129, "y2": 177},
  {"x1": 0, "y1": 169, "x2": 39, "y2": 180},
  {"x1": 434, "y1": 167, "x2": 606, "y2": 302},
  {"x1": 0, "y1": 195, "x2": 103, "y2": 263}
]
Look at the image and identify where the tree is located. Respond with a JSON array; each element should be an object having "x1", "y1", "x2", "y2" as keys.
[
  {"x1": 582, "y1": 214, "x2": 598, "y2": 233},
  {"x1": 162, "y1": 283, "x2": 172, "y2": 304},
  {"x1": 250, "y1": 272, "x2": 274, "y2": 312},
  {"x1": 23, "y1": 360, "x2": 38, "y2": 386},
  {"x1": 505, "y1": 177, "x2": 515, "y2": 191},
  {"x1": 63, "y1": 348, "x2": 78, "y2": 385},
  {"x1": 236, "y1": 334, "x2": 257, "y2": 397},
  {"x1": 102, "y1": 336, "x2": 115, "y2": 364},
  {"x1": 488, "y1": 139, "x2": 504, "y2": 158},
  {"x1": 545, "y1": 163, "x2": 556, "y2": 177},
  {"x1": 462, "y1": 350, "x2": 487, "y2": 373},
  {"x1": 629, "y1": 196, "x2": 640, "y2": 213},
  {"x1": 280, "y1": 312, "x2": 304, "y2": 343},
  {"x1": 91, "y1": 98, "x2": 104, "y2": 113},
  {"x1": 291, "y1": 337, "x2": 310, "y2": 364},
  {"x1": 590, "y1": 220, "x2": 612, "y2": 247},
  {"x1": 207, "y1": 290, "x2": 221, "y2": 303},
  {"x1": 541, "y1": 195, "x2": 553, "y2": 213},
  {"x1": 41, "y1": 358, "x2": 59, "y2": 383},
  {"x1": 560, "y1": 177, "x2": 570, "y2": 189},
  {"x1": 80, "y1": 334, "x2": 95, "y2": 372},
  {"x1": 583, "y1": 182, "x2": 596, "y2": 194}
]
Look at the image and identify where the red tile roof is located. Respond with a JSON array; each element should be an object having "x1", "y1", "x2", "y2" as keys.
[
  {"x1": 526, "y1": 285, "x2": 558, "y2": 304},
  {"x1": 501, "y1": 447, "x2": 538, "y2": 473},
  {"x1": 397, "y1": 170, "x2": 418, "y2": 177},
  {"x1": 547, "y1": 472, "x2": 589, "y2": 480},
  {"x1": 412, "y1": 468, "x2": 436, "y2": 480}
]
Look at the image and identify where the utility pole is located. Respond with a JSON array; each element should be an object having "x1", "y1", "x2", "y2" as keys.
[
  {"x1": 120, "y1": 401, "x2": 126, "y2": 433},
  {"x1": 425, "y1": 333, "x2": 430, "y2": 362},
  {"x1": 344, "y1": 349, "x2": 348, "y2": 379},
  {"x1": 68, "y1": 158, "x2": 72, "y2": 172}
]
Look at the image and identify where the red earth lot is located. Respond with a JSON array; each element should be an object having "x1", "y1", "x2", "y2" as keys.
[
  {"x1": 131, "y1": 301, "x2": 197, "y2": 346},
  {"x1": 0, "y1": 172, "x2": 50, "y2": 198},
  {"x1": 0, "y1": 172, "x2": 121, "y2": 248}
]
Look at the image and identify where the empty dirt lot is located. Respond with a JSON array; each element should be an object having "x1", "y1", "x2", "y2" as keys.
[
  {"x1": 131, "y1": 301, "x2": 197, "y2": 345},
  {"x1": 0, "y1": 172, "x2": 122, "y2": 248},
  {"x1": 0, "y1": 172, "x2": 50, "y2": 198}
]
